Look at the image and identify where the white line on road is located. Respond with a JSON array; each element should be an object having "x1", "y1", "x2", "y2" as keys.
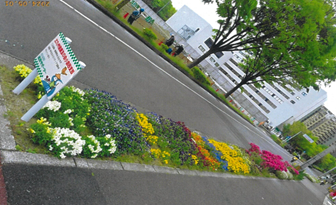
[{"x1": 59, "y1": 0, "x2": 274, "y2": 143}]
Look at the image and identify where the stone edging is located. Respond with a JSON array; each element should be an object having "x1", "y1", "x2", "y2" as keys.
[{"x1": 0, "y1": 150, "x2": 287, "y2": 181}]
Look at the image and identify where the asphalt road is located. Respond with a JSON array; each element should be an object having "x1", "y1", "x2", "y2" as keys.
[
  {"x1": 2, "y1": 164, "x2": 326, "y2": 205},
  {"x1": 0, "y1": 0, "x2": 293, "y2": 159}
]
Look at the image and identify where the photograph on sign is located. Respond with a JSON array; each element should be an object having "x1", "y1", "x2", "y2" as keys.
[{"x1": 34, "y1": 32, "x2": 81, "y2": 99}]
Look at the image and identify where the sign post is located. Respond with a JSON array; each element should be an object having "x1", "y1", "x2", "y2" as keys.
[
  {"x1": 13, "y1": 36, "x2": 72, "y2": 95},
  {"x1": 13, "y1": 32, "x2": 86, "y2": 122}
]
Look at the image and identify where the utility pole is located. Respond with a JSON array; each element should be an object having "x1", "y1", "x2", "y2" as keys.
[
  {"x1": 283, "y1": 131, "x2": 302, "y2": 143},
  {"x1": 157, "y1": 0, "x2": 170, "y2": 14}
]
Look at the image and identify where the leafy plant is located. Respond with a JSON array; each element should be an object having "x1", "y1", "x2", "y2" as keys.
[
  {"x1": 191, "y1": 67, "x2": 210, "y2": 85},
  {"x1": 84, "y1": 89, "x2": 147, "y2": 156},
  {"x1": 142, "y1": 28, "x2": 157, "y2": 41}
]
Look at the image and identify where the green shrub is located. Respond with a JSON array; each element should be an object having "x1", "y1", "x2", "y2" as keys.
[
  {"x1": 275, "y1": 170, "x2": 288, "y2": 180},
  {"x1": 293, "y1": 171, "x2": 305, "y2": 180},
  {"x1": 29, "y1": 123, "x2": 53, "y2": 146},
  {"x1": 287, "y1": 171, "x2": 294, "y2": 180},
  {"x1": 191, "y1": 67, "x2": 210, "y2": 85},
  {"x1": 161, "y1": 43, "x2": 169, "y2": 51},
  {"x1": 143, "y1": 28, "x2": 157, "y2": 41}
]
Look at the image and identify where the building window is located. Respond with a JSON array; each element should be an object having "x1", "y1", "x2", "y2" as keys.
[
  {"x1": 209, "y1": 57, "x2": 215, "y2": 63},
  {"x1": 204, "y1": 38, "x2": 213, "y2": 48},
  {"x1": 177, "y1": 25, "x2": 196, "y2": 40},
  {"x1": 198, "y1": 45, "x2": 206, "y2": 53},
  {"x1": 290, "y1": 100, "x2": 295, "y2": 104},
  {"x1": 215, "y1": 62, "x2": 219, "y2": 67},
  {"x1": 296, "y1": 96, "x2": 301, "y2": 100},
  {"x1": 215, "y1": 51, "x2": 224, "y2": 59},
  {"x1": 302, "y1": 92, "x2": 307, "y2": 96}
]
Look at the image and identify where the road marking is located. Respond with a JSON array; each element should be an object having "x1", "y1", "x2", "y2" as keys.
[{"x1": 59, "y1": 0, "x2": 275, "y2": 144}]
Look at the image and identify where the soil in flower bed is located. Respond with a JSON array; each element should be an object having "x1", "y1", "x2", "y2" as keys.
[{"x1": 0, "y1": 66, "x2": 47, "y2": 153}]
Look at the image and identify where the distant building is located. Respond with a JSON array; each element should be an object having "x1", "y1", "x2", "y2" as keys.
[
  {"x1": 166, "y1": 5, "x2": 328, "y2": 127},
  {"x1": 301, "y1": 106, "x2": 336, "y2": 146}
]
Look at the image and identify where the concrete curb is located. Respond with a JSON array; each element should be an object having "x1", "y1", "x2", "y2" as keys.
[
  {"x1": 0, "y1": 85, "x2": 16, "y2": 151},
  {"x1": 121, "y1": 162, "x2": 156, "y2": 173},
  {"x1": 0, "y1": 150, "x2": 75, "y2": 167},
  {"x1": 0, "y1": 149, "x2": 285, "y2": 181}
]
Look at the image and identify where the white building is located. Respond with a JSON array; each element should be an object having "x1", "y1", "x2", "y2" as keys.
[{"x1": 166, "y1": 5, "x2": 328, "y2": 127}]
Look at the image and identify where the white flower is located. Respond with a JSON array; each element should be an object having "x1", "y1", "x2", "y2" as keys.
[
  {"x1": 69, "y1": 117, "x2": 74, "y2": 126},
  {"x1": 64, "y1": 109, "x2": 72, "y2": 114},
  {"x1": 43, "y1": 101, "x2": 61, "y2": 112},
  {"x1": 60, "y1": 152, "x2": 66, "y2": 159},
  {"x1": 71, "y1": 86, "x2": 85, "y2": 96},
  {"x1": 50, "y1": 127, "x2": 85, "y2": 159}
]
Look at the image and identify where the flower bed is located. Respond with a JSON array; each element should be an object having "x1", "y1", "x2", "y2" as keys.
[{"x1": 13, "y1": 64, "x2": 299, "y2": 179}]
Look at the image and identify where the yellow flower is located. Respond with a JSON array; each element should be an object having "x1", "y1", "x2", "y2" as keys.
[
  {"x1": 164, "y1": 160, "x2": 168, "y2": 164},
  {"x1": 191, "y1": 155, "x2": 198, "y2": 165},
  {"x1": 28, "y1": 128, "x2": 35, "y2": 134},
  {"x1": 151, "y1": 148, "x2": 161, "y2": 158}
]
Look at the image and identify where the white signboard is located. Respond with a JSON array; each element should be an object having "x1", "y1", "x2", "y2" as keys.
[
  {"x1": 34, "y1": 32, "x2": 81, "y2": 99},
  {"x1": 303, "y1": 134, "x2": 314, "y2": 143}
]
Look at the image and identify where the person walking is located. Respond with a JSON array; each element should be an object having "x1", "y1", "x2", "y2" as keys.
[
  {"x1": 165, "y1": 34, "x2": 175, "y2": 46},
  {"x1": 127, "y1": 8, "x2": 144, "y2": 25}
]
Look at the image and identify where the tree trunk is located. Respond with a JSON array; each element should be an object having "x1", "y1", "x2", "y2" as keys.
[
  {"x1": 224, "y1": 80, "x2": 247, "y2": 98},
  {"x1": 187, "y1": 49, "x2": 214, "y2": 68}
]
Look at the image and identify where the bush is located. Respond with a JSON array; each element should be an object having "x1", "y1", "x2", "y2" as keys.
[
  {"x1": 275, "y1": 170, "x2": 288, "y2": 179},
  {"x1": 191, "y1": 67, "x2": 210, "y2": 85},
  {"x1": 287, "y1": 171, "x2": 294, "y2": 180},
  {"x1": 293, "y1": 171, "x2": 305, "y2": 180},
  {"x1": 161, "y1": 43, "x2": 169, "y2": 51},
  {"x1": 143, "y1": 28, "x2": 157, "y2": 41}
]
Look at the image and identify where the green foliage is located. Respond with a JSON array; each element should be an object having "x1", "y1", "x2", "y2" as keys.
[
  {"x1": 191, "y1": 67, "x2": 210, "y2": 85},
  {"x1": 48, "y1": 113, "x2": 72, "y2": 128},
  {"x1": 275, "y1": 170, "x2": 288, "y2": 180},
  {"x1": 161, "y1": 43, "x2": 169, "y2": 51},
  {"x1": 147, "y1": 0, "x2": 176, "y2": 20},
  {"x1": 15, "y1": 145, "x2": 23, "y2": 151},
  {"x1": 316, "y1": 153, "x2": 336, "y2": 171},
  {"x1": 30, "y1": 123, "x2": 53, "y2": 146},
  {"x1": 142, "y1": 28, "x2": 157, "y2": 41},
  {"x1": 192, "y1": 0, "x2": 336, "y2": 98},
  {"x1": 283, "y1": 121, "x2": 325, "y2": 158},
  {"x1": 270, "y1": 134, "x2": 282, "y2": 145},
  {"x1": 293, "y1": 171, "x2": 305, "y2": 180}
]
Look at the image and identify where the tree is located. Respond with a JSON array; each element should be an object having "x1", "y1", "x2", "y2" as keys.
[
  {"x1": 143, "y1": 0, "x2": 176, "y2": 20},
  {"x1": 283, "y1": 121, "x2": 327, "y2": 158},
  {"x1": 316, "y1": 153, "x2": 336, "y2": 171},
  {"x1": 188, "y1": 0, "x2": 334, "y2": 69},
  {"x1": 217, "y1": 0, "x2": 336, "y2": 97}
]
